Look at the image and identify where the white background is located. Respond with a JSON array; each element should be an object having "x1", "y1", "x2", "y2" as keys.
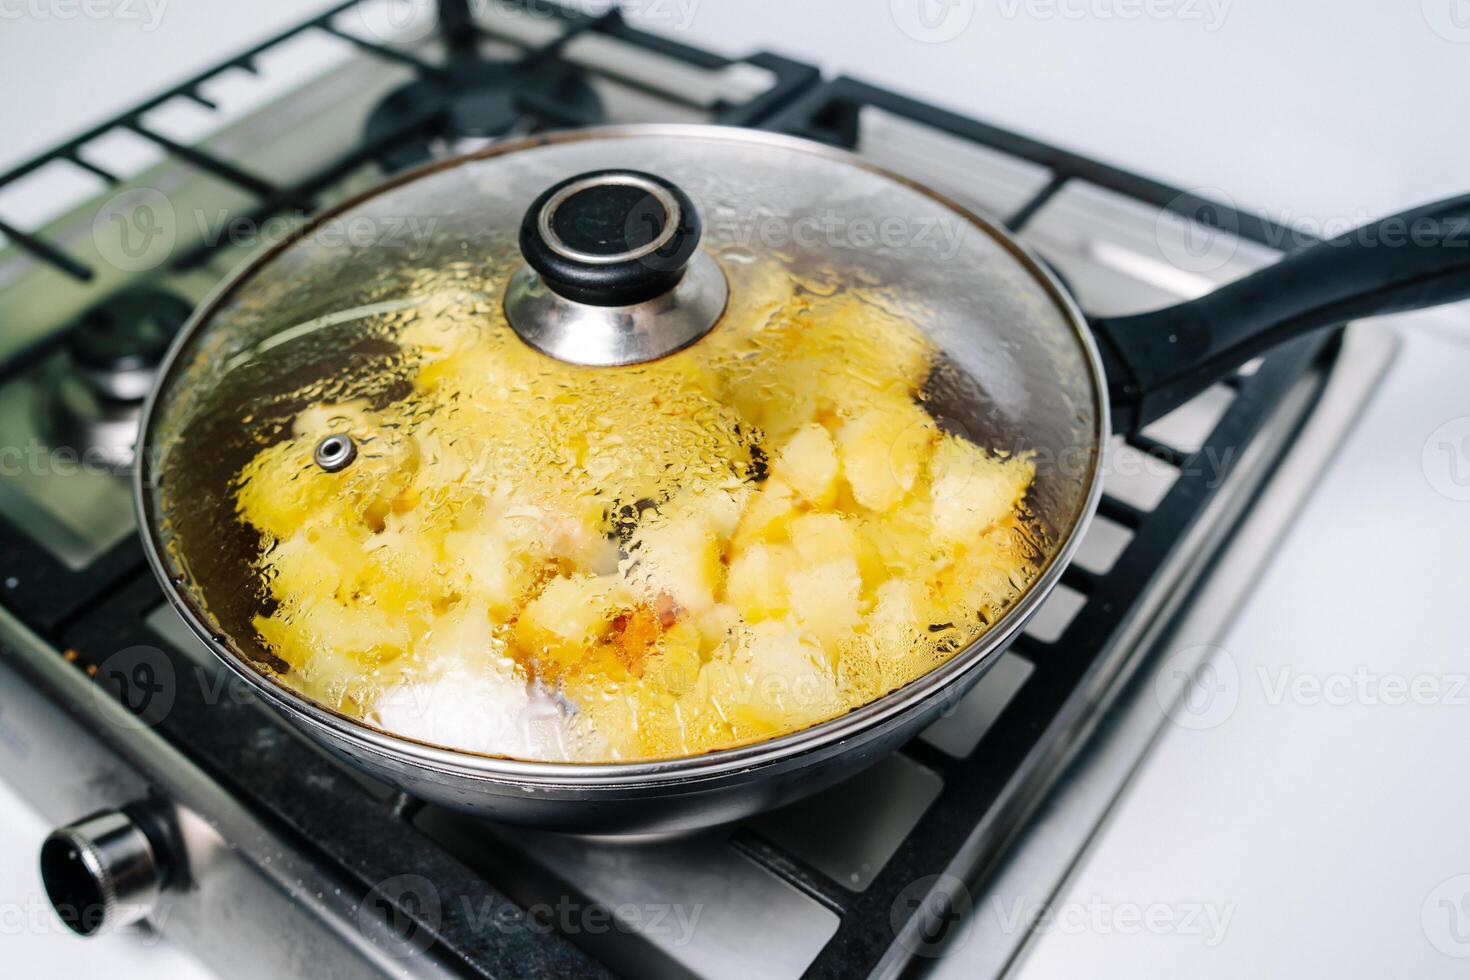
[{"x1": 3, "y1": 1, "x2": 1470, "y2": 977}]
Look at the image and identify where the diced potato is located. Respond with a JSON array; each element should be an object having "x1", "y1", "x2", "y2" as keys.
[
  {"x1": 936, "y1": 524, "x2": 1034, "y2": 621},
  {"x1": 661, "y1": 486, "x2": 750, "y2": 542},
  {"x1": 727, "y1": 543, "x2": 794, "y2": 622},
  {"x1": 740, "y1": 622, "x2": 841, "y2": 728},
  {"x1": 641, "y1": 621, "x2": 703, "y2": 696},
  {"x1": 261, "y1": 524, "x2": 362, "y2": 601},
  {"x1": 625, "y1": 514, "x2": 722, "y2": 614},
  {"x1": 731, "y1": 476, "x2": 798, "y2": 547},
  {"x1": 516, "y1": 574, "x2": 630, "y2": 672},
  {"x1": 289, "y1": 400, "x2": 377, "y2": 441},
  {"x1": 788, "y1": 512, "x2": 858, "y2": 566},
  {"x1": 310, "y1": 594, "x2": 410, "y2": 654},
  {"x1": 865, "y1": 579, "x2": 929, "y2": 650},
  {"x1": 441, "y1": 525, "x2": 527, "y2": 617},
  {"x1": 772, "y1": 422, "x2": 839, "y2": 507},
  {"x1": 786, "y1": 557, "x2": 863, "y2": 647},
  {"x1": 694, "y1": 602, "x2": 740, "y2": 651},
  {"x1": 837, "y1": 400, "x2": 935, "y2": 512},
  {"x1": 929, "y1": 435, "x2": 1034, "y2": 547},
  {"x1": 361, "y1": 522, "x2": 442, "y2": 601}
]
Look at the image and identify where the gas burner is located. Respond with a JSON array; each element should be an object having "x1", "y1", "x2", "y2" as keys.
[
  {"x1": 364, "y1": 58, "x2": 603, "y2": 173},
  {"x1": 67, "y1": 289, "x2": 190, "y2": 400},
  {"x1": 36, "y1": 288, "x2": 191, "y2": 470}
]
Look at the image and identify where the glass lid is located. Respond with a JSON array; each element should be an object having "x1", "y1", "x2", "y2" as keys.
[{"x1": 140, "y1": 127, "x2": 1102, "y2": 764}]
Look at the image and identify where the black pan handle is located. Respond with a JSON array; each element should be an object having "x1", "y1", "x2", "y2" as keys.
[{"x1": 1092, "y1": 193, "x2": 1470, "y2": 433}]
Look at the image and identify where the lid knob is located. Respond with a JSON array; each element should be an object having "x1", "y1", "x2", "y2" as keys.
[
  {"x1": 519, "y1": 169, "x2": 700, "y2": 306},
  {"x1": 505, "y1": 169, "x2": 728, "y2": 367}
]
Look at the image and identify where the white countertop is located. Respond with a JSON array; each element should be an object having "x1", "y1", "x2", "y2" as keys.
[{"x1": 4, "y1": 1, "x2": 1469, "y2": 976}]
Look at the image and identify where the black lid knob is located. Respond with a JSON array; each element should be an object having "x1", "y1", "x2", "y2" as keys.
[{"x1": 518, "y1": 169, "x2": 701, "y2": 307}]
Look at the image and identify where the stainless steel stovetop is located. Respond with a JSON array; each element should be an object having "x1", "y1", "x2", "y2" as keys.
[{"x1": 0, "y1": 3, "x2": 1394, "y2": 978}]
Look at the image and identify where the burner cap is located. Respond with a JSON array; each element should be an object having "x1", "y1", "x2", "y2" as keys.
[
  {"x1": 365, "y1": 59, "x2": 603, "y2": 173},
  {"x1": 69, "y1": 289, "x2": 192, "y2": 400}
]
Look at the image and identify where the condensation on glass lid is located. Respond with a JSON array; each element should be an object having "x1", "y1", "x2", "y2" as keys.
[{"x1": 227, "y1": 254, "x2": 1048, "y2": 763}]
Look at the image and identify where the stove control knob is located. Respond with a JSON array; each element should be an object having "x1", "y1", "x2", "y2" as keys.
[{"x1": 40, "y1": 803, "x2": 174, "y2": 937}]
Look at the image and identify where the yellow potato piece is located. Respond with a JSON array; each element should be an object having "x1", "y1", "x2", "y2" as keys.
[
  {"x1": 772, "y1": 422, "x2": 840, "y2": 508},
  {"x1": 515, "y1": 574, "x2": 629, "y2": 673},
  {"x1": 786, "y1": 558, "x2": 864, "y2": 648},
  {"x1": 727, "y1": 543, "x2": 794, "y2": 622},
  {"x1": 624, "y1": 513, "x2": 723, "y2": 615},
  {"x1": 929, "y1": 434, "x2": 1035, "y2": 548},
  {"x1": 837, "y1": 399, "x2": 936, "y2": 512}
]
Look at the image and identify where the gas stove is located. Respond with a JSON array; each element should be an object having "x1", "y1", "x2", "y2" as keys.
[{"x1": 0, "y1": 2, "x2": 1394, "y2": 978}]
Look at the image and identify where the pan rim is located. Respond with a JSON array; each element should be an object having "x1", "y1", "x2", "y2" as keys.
[{"x1": 134, "y1": 123, "x2": 1110, "y2": 786}]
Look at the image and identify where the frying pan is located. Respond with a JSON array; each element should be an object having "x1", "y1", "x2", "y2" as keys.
[{"x1": 136, "y1": 127, "x2": 1470, "y2": 833}]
